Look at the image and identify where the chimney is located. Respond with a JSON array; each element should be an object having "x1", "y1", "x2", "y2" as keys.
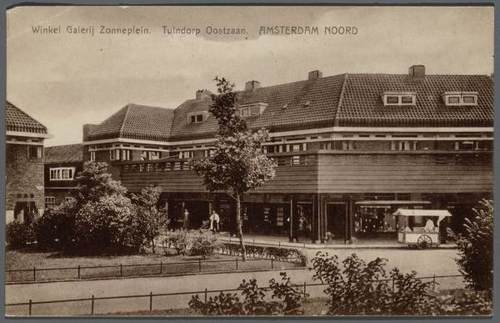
[
  {"x1": 83, "y1": 124, "x2": 96, "y2": 141},
  {"x1": 245, "y1": 80, "x2": 261, "y2": 92},
  {"x1": 196, "y1": 89, "x2": 212, "y2": 100},
  {"x1": 409, "y1": 65, "x2": 425, "y2": 80},
  {"x1": 308, "y1": 70, "x2": 323, "y2": 80}
]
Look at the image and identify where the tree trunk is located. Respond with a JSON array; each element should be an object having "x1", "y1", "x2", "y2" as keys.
[{"x1": 235, "y1": 193, "x2": 246, "y2": 261}]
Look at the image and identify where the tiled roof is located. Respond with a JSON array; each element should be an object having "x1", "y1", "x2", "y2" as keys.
[
  {"x1": 337, "y1": 74, "x2": 493, "y2": 127},
  {"x1": 6, "y1": 101, "x2": 47, "y2": 134},
  {"x1": 169, "y1": 75, "x2": 345, "y2": 140},
  {"x1": 84, "y1": 71, "x2": 494, "y2": 143},
  {"x1": 87, "y1": 104, "x2": 174, "y2": 141},
  {"x1": 45, "y1": 144, "x2": 83, "y2": 163}
]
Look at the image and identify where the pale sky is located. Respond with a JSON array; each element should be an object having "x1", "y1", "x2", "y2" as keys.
[{"x1": 6, "y1": 6, "x2": 494, "y2": 146}]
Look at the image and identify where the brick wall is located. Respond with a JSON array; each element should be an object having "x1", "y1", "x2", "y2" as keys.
[{"x1": 6, "y1": 144, "x2": 45, "y2": 222}]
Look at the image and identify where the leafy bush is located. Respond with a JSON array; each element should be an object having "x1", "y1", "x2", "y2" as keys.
[
  {"x1": 34, "y1": 209, "x2": 75, "y2": 250},
  {"x1": 440, "y1": 290, "x2": 493, "y2": 315},
  {"x1": 455, "y1": 199, "x2": 493, "y2": 295},
  {"x1": 218, "y1": 243, "x2": 307, "y2": 265},
  {"x1": 163, "y1": 230, "x2": 221, "y2": 257},
  {"x1": 74, "y1": 194, "x2": 141, "y2": 252},
  {"x1": 311, "y1": 252, "x2": 440, "y2": 315},
  {"x1": 163, "y1": 230, "x2": 188, "y2": 255},
  {"x1": 188, "y1": 272, "x2": 306, "y2": 315},
  {"x1": 6, "y1": 222, "x2": 34, "y2": 249},
  {"x1": 269, "y1": 272, "x2": 306, "y2": 314},
  {"x1": 187, "y1": 230, "x2": 222, "y2": 258},
  {"x1": 130, "y1": 185, "x2": 166, "y2": 254}
]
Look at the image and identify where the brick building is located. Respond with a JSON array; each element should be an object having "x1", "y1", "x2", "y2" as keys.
[
  {"x1": 81, "y1": 65, "x2": 493, "y2": 244},
  {"x1": 6, "y1": 101, "x2": 49, "y2": 224},
  {"x1": 44, "y1": 144, "x2": 84, "y2": 208}
]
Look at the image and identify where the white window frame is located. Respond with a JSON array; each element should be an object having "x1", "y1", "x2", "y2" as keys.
[
  {"x1": 49, "y1": 167, "x2": 76, "y2": 181},
  {"x1": 90, "y1": 151, "x2": 96, "y2": 161},
  {"x1": 188, "y1": 112, "x2": 207, "y2": 124},
  {"x1": 238, "y1": 102, "x2": 268, "y2": 118},
  {"x1": 382, "y1": 93, "x2": 417, "y2": 106},
  {"x1": 121, "y1": 149, "x2": 131, "y2": 161},
  {"x1": 443, "y1": 92, "x2": 478, "y2": 106}
]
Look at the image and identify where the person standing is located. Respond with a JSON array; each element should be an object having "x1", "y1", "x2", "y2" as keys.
[
  {"x1": 210, "y1": 210, "x2": 220, "y2": 233},
  {"x1": 183, "y1": 208, "x2": 190, "y2": 230}
]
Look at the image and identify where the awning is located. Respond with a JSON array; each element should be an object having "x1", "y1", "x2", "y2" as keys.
[
  {"x1": 355, "y1": 200, "x2": 431, "y2": 206},
  {"x1": 393, "y1": 209, "x2": 452, "y2": 225}
]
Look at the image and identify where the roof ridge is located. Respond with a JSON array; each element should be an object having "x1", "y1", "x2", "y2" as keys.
[
  {"x1": 334, "y1": 73, "x2": 349, "y2": 126},
  {"x1": 119, "y1": 104, "x2": 132, "y2": 136}
]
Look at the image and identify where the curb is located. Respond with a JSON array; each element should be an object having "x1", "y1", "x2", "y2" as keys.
[{"x1": 220, "y1": 239, "x2": 457, "y2": 250}]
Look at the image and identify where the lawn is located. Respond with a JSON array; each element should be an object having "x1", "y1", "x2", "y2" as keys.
[{"x1": 6, "y1": 249, "x2": 301, "y2": 283}]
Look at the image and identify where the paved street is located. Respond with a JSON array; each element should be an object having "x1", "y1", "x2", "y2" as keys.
[
  {"x1": 303, "y1": 248, "x2": 461, "y2": 277},
  {"x1": 6, "y1": 248, "x2": 464, "y2": 316}
]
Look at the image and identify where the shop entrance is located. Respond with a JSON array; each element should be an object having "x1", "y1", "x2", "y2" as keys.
[
  {"x1": 296, "y1": 202, "x2": 313, "y2": 241},
  {"x1": 326, "y1": 203, "x2": 346, "y2": 241},
  {"x1": 13, "y1": 201, "x2": 38, "y2": 224}
]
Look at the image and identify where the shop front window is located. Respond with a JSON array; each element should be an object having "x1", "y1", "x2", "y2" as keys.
[{"x1": 354, "y1": 206, "x2": 397, "y2": 235}]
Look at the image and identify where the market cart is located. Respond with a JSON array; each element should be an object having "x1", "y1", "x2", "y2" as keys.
[{"x1": 394, "y1": 209, "x2": 452, "y2": 249}]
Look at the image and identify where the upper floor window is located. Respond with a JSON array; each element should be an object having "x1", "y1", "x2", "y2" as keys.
[
  {"x1": 121, "y1": 149, "x2": 131, "y2": 161},
  {"x1": 238, "y1": 102, "x2": 268, "y2": 118},
  {"x1": 90, "y1": 151, "x2": 96, "y2": 161},
  {"x1": 148, "y1": 151, "x2": 160, "y2": 160},
  {"x1": 391, "y1": 141, "x2": 416, "y2": 151},
  {"x1": 28, "y1": 146, "x2": 43, "y2": 160},
  {"x1": 179, "y1": 151, "x2": 194, "y2": 159},
  {"x1": 110, "y1": 149, "x2": 121, "y2": 161},
  {"x1": 188, "y1": 112, "x2": 208, "y2": 124},
  {"x1": 50, "y1": 167, "x2": 75, "y2": 181},
  {"x1": 382, "y1": 92, "x2": 416, "y2": 106},
  {"x1": 443, "y1": 92, "x2": 478, "y2": 106}
]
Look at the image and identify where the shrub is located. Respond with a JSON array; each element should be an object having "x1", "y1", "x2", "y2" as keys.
[
  {"x1": 130, "y1": 185, "x2": 167, "y2": 254},
  {"x1": 34, "y1": 209, "x2": 75, "y2": 250},
  {"x1": 218, "y1": 243, "x2": 307, "y2": 265},
  {"x1": 269, "y1": 272, "x2": 306, "y2": 314},
  {"x1": 73, "y1": 194, "x2": 141, "y2": 252},
  {"x1": 455, "y1": 199, "x2": 493, "y2": 295},
  {"x1": 188, "y1": 272, "x2": 306, "y2": 315},
  {"x1": 163, "y1": 230, "x2": 221, "y2": 257},
  {"x1": 440, "y1": 290, "x2": 493, "y2": 315},
  {"x1": 187, "y1": 230, "x2": 222, "y2": 258},
  {"x1": 163, "y1": 230, "x2": 188, "y2": 255},
  {"x1": 6, "y1": 222, "x2": 34, "y2": 249},
  {"x1": 311, "y1": 252, "x2": 440, "y2": 315}
]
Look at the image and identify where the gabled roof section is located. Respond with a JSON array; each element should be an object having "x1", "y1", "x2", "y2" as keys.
[
  {"x1": 86, "y1": 103, "x2": 175, "y2": 141},
  {"x1": 6, "y1": 101, "x2": 48, "y2": 134},
  {"x1": 169, "y1": 74, "x2": 346, "y2": 140},
  {"x1": 337, "y1": 74, "x2": 493, "y2": 127},
  {"x1": 45, "y1": 144, "x2": 83, "y2": 163}
]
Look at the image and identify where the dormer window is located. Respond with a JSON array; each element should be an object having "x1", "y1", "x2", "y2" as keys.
[
  {"x1": 188, "y1": 112, "x2": 208, "y2": 124},
  {"x1": 238, "y1": 102, "x2": 268, "y2": 117},
  {"x1": 443, "y1": 92, "x2": 478, "y2": 106},
  {"x1": 382, "y1": 92, "x2": 416, "y2": 106}
]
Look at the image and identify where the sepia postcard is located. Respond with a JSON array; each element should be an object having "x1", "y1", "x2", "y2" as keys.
[{"x1": 4, "y1": 4, "x2": 494, "y2": 317}]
